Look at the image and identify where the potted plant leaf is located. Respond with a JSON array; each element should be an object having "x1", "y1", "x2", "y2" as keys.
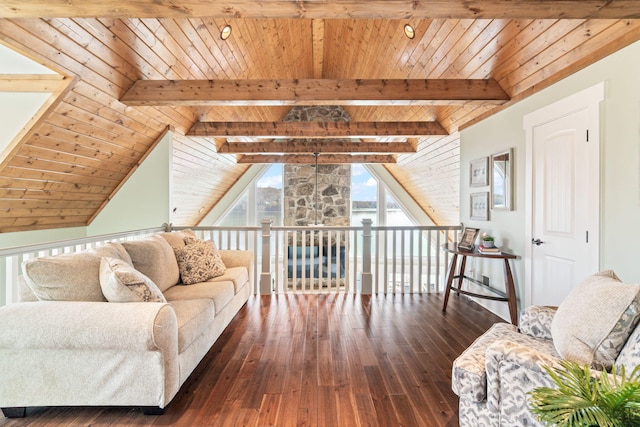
[{"x1": 529, "y1": 359, "x2": 640, "y2": 427}]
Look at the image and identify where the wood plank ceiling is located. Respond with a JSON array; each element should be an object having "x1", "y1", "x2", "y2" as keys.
[{"x1": 1, "y1": 1, "x2": 640, "y2": 232}]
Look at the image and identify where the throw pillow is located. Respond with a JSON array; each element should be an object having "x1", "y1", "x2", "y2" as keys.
[
  {"x1": 551, "y1": 270, "x2": 640, "y2": 369},
  {"x1": 22, "y1": 252, "x2": 107, "y2": 302},
  {"x1": 174, "y1": 237, "x2": 226, "y2": 285},
  {"x1": 203, "y1": 238, "x2": 226, "y2": 275},
  {"x1": 99, "y1": 257, "x2": 166, "y2": 303}
]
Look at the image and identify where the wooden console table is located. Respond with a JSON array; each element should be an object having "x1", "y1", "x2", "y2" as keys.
[{"x1": 441, "y1": 243, "x2": 520, "y2": 325}]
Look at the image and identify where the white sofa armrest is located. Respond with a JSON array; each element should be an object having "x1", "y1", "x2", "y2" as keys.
[
  {"x1": 0, "y1": 301, "x2": 177, "y2": 352},
  {"x1": 0, "y1": 301, "x2": 181, "y2": 409},
  {"x1": 519, "y1": 306, "x2": 557, "y2": 340}
]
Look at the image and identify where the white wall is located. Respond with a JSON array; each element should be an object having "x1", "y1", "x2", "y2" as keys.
[
  {"x1": 87, "y1": 131, "x2": 173, "y2": 235},
  {"x1": 461, "y1": 40, "x2": 640, "y2": 320}
]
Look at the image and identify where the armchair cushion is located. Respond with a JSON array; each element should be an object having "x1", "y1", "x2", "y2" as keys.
[
  {"x1": 519, "y1": 305, "x2": 557, "y2": 339},
  {"x1": 551, "y1": 270, "x2": 640, "y2": 368}
]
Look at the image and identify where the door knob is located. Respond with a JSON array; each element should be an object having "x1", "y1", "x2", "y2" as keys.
[{"x1": 532, "y1": 238, "x2": 545, "y2": 246}]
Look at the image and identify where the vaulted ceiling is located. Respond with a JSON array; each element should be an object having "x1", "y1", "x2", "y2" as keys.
[{"x1": 1, "y1": 1, "x2": 640, "y2": 232}]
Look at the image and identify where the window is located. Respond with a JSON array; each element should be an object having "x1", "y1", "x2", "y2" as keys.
[
  {"x1": 385, "y1": 193, "x2": 412, "y2": 226},
  {"x1": 218, "y1": 193, "x2": 248, "y2": 226},
  {"x1": 218, "y1": 164, "x2": 283, "y2": 226},
  {"x1": 256, "y1": 164, "x2": 283, "y2": 226},
  {"x1": 351, "y1": 164, "x2": 377, "y2": 226}
]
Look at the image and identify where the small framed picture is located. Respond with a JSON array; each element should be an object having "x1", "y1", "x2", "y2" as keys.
[
  {"x1": 470, "y1": 157, "x2": 489, "y2": 187},
  {"x1": 458, "y1": 227, "x2": 480, "y2": 251},
  {"x1": 470, "y1": 192, "x2": 489, "y2": 221}
]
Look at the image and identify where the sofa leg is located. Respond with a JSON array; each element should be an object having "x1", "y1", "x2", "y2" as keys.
[
  {"x1": 142, "y1": 406, "x2": 164, "y2": 416},
  {"x1": 2, "y1": 407, "x2": 26, "y2": 418}
]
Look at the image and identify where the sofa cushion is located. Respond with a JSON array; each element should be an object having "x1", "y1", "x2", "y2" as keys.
[
  {"x1": 551, "y1": 270, "x2": 640, "y2": 369},
  {"x1": 89, "y1": 242, "x2": 133, "y2": 265},
  {"x1": 121, "y1": 235, "x2": 180, "y2": 292},
  {"x1": 173, "y1": 238, "x2": 225, "y2": 285},
  {"x1": 164, "y1": 280, "x2": 235, "y2": 315},
  {"x1": 99, "y1": 257, "x2": 166, "y2": 303},
  {"x1": 169, "y1": 299, "x2": 215, "y2": 353},
  {"x1": 22, "y1": 252, "x2": 106, "y2": 302},
  {"x1": 209, "y1": 266, "x2": 248, "y2": 293},
  {"x1": 157, "y1": 229, "x2": 197, "y2": 249},
  {"x1": 17, "y1": 275, "x2": 37, "y2": 302}
]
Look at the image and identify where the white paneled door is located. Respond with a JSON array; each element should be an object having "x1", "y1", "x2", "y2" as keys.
[{"x1": 524, "y1": 83, "x2": 602, "y2": 307}]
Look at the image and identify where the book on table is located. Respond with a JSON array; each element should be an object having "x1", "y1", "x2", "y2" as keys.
[{"x1": 478, "y1": 245, "x2": 501, "y2": 254}]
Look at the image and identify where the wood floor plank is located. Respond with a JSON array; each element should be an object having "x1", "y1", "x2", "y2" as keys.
[{"x1": 0, "y1": 293, "x2": 503, "y2": 427}]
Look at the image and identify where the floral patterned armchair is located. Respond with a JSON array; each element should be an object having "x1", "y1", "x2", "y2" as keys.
[{"x1": 451, "y1": 271, "x2": 640, "y2": 427}]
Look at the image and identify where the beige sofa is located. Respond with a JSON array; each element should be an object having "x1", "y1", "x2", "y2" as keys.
[{"x1": 0, "y1": 230, "x2": 253, "y2": 418}]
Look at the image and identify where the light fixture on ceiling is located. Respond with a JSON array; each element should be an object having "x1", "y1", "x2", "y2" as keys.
[
  {"x1": 404, "y1": 24, "x2": 415, "y2": 40},
  {"x1": 220, "y1": 25, "x2": 232, "y2": 40}
]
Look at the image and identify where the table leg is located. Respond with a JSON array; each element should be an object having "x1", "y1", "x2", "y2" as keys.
[
  {"x1": 457, "y1": 255, "x2": 467, "y2": 290},
  {"x1": 503, "y1": 259, "x2": 518, "y2": 325},
  {"x1": 442, "y1": 254, "x2": 458, "y2": 312}
]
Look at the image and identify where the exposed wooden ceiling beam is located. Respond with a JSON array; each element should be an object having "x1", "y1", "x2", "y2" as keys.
[
  {"x1": 237, "y1": 154, "x2": 396, "y2": 164},
  {"x1": 188, "y1": 121, "x2": 448, "y2": 138},
  {"x1": 2, "y1": 1, "x2": 639, "y2": 19},
  {"x1": 218, "y1": 140, "x2": 416, "y2": 154},
  {"x1": 121, "y1": 79, "x2": 509, "y2": 107},
  {"x1": 0, "y1": 74, "x2": 68, "y2": 92},
  {"x1": 312, "y1": 20, "x2": 324, "y2": 79}
]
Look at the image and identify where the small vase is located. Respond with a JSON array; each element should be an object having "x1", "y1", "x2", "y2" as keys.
[{"x1": 482, "y1": 240, "x2": 495, "y2": 248}]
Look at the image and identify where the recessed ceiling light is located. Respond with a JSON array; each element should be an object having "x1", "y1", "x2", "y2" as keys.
[
  {"x1": 221, "y1": 25, "x2": 232, "y2": 40},
  {"x1": 404, "y1": 24, "x2": 415, "y2": 40}
]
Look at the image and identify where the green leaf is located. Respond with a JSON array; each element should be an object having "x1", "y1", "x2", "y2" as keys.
[{"x1": 529, "y1": 361, "x2": 640, "y2": 427}]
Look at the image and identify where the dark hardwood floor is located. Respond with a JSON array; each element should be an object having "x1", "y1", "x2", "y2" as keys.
[{"x1": 0, "y1": 293, "x2": 503, "y2": 426}]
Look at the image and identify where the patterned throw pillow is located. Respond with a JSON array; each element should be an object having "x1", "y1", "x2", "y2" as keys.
[
  {"x1": 99, "y1": 257, "x2": 166, "y2": 303},
  {"x1": 551, "y1": 270, "x2": 640, "y2": 369},
  {"x1": 173, "y1": 237, "x2": 226, "y2": 285}
]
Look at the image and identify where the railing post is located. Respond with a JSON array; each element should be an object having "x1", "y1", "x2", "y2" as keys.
[
  {"x1": 260, "y1": 219, "x2": 272, "y2": 294},
  {"x1": 361, "y1": 218, "x2": 373, "y2": 294}
]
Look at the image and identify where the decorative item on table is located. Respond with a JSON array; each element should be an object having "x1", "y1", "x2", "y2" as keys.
[
  {"x1": 458, "y1": 227, "x2": 480, "y2": 251},
  {"x1": 478, "y1": 235, "x2": 501, "y2": 254}
]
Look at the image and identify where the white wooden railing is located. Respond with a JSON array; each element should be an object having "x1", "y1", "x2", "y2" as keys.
[
  {"x1": 0, "y1": 227, "x2": 165, "y2": 306},
  {"x1": 0, "y1": 222, "x2": 461, "y2": 306}
]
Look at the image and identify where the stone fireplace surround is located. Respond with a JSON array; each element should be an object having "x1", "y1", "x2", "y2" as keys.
[{"x1": 282, "y1": 106, "x2": 352, "y2": 228}]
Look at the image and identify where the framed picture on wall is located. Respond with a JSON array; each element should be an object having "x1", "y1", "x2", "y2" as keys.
[
  {"x1": 470, "y1": 192, "x2": 489, "y2": 221},
  {"x1": 470, "y1": 157, "x2": 489, "y2": 187}
]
